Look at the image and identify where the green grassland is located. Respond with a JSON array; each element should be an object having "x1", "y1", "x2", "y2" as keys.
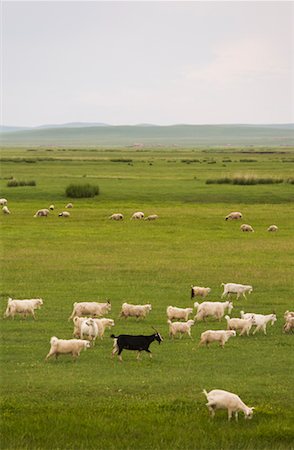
[{"x1": 0, "y1": 146, "x2": 294, "y2": 449}]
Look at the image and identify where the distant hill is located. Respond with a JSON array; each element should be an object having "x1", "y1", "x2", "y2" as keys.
[{"x1": 0, "y1": 123, "x2": 293, "y2": 147}]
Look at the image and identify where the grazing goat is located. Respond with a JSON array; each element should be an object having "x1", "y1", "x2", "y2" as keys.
[
  {"x1": 168, "y1": 319, "x2": 195, "y2": 339},
  {"x1": 0, "y1": 198, "x2": 8, "y2": 206},
  {"x1": 199, "y1": 330, "x2": 236, "y2": 348},
  {"x1": 34, "y1": 208, "x2": 50, "y2": 217},
  {"x1": 284, "y1": 312, "x2": 294, "y2": 333},
  {"x1": 225, "y1": 316, "x2": 254, "y2": 336},
  {"x1": 66, "y1": 203, "x2": 73, "y2": 208},
  {"x1": 194, "y1": 301, "x2": 233, "y2": 322},
  {"x1": 240, "y1": 311, "x2": 277, "y2": 335},
  {"x1": 2, "y1": 206, "x2": 11, "y2": 214},
  {"x1": 240, "y1": 224, "x2": 254, "y2": 232},
  {"x1": 46, "y1": 337, "x2": 90, "y2": 361},
  {"x1": 131, "y1": 211, "x2": 144, "y2": 220},
  {"x1": 221, "y1": 283, "x2": 253, "y2": 300},
  {"x1": 203, "y1": 389, "x2": 254, "y2": 421},
  {"x1": 119, "y1": 302, "x2": 152, "y2": 319},
  {"x1": 69, "y1": 301, "x2": 111, "y2": 320},
  {"x1": 167, "y1": 306, "x2": 193, "y2": 321},
  {"x1": 59, "y1": 211, "x2": 70, "y2": 217},
  {"x1": 4, "y1": 298, "x2": 43, "y2": 319},
  {"x1": 111, "y1": 331, "x2": 163, "y2": 361},
  {"x1": 109, "y1": 213, "x2": 123, "y2": 220},
  {"x1": 267, "y1": 225, "x2": 278, "y2": 232},
  {"x1": 225, "y1": 212, "x2": 242, "y2": 221},
  {"x1": 191, "y1": 286, "x2": 211, "y2": 299},
  {"x1": 144, "y1": 215, "x2": 158, "y2": 220},
  {"x1": 49, "y1": 205, "x2": 55, "y2": 211}
]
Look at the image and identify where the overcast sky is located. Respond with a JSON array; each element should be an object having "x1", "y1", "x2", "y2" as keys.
[{"x1": 1, "y1": 1, "x2": 293, "y2": 126}]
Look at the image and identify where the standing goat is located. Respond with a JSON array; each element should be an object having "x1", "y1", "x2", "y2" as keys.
[{"x1": 111, "y1": 330, "x2": 163, "y2": 361}]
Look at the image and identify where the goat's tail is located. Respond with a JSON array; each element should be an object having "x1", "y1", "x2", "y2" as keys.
[{"x1": 202, "y1": 389, "x2": 208, "y2": 398}]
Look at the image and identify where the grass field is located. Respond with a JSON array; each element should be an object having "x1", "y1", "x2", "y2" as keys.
[{"x1": 0, "y1": 146, "x2": 294, "y2": 449}]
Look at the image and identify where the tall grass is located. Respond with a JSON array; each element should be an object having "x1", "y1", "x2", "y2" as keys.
[
  {"x1": 7, "y1": 179, "x2": 36, "y2": 187},
  {"x1": 206, "y1": 176, "x2": 284, "y2": 185},
  {"x1": 65, "y1": 183, "x2": 99, "y2": 198}
]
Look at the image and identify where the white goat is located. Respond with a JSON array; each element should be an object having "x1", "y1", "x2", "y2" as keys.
[
  {"x1": 194, "y1": 301, "x2": 233, "y2": 322},
  {"x1": 4, "y1": 298, "x2": 43, "y2": 319},
  {"x1": 144, "y1": 215, "x2": 159, "y2": 220},
  {"x1": 59, "y1": 211, "x2": 70, "y2": 217},
  {"x1": 131, "y1": 211, "x2": 144, "y2": 220},
  {"x1": 191, "y1": 286, "x2": 211, "y2": 299},
  {"x1": 69, "y1": 301, "x2": 111, "y2": 320},
  {"x1": 240, "y1": 311, "x2": 277, "y2": 335},
  {"x1": 66, "y1": 203, "x2": 73, "y2": 208},
  {"x1": 168, "y1": 319, "x2": 195, "y2": 339},
  {"x1": 2, "y1": 205, "x2": 11, "y2": 214},
  {"x1": 46, "y1": 337, "x2": 90, "y2": 360},
  {"x1": 93, "y1": 318, "x2": 115, "y2": 339},
  {"x1": 120, "y1": 302, "x2": 152, "y2": 319},
  {"x1": 199, "y1": 330, "x2": 236, "y2": 348},
  {"x1": 240, "y1": 224, "x2": 254, "y2": 232},
  {"x1": 221, "y1": 283, "x2": 253, "y2": 300},
  {"x1": 0, "y1": 198, "x2": 8, "y2": 206},
  {"x1": 203, "y1": 389, "x2": 254, "y2": 421},
  {"x1": 166, "y1": 306, "x2": 193, "y2": 321},
  {"x1": 225, "y1": 212, "x2": 242, "y2": 221},
  {"x1": 225, "y1": 315, "x2": 254, "y2": 336},
  {"x1": 34, "y1": 208, "x2": 50, "y2": 217},
  {"x1": 267, "y1": 225, "x2": 278, "y2": 232},
  {"x1": 73, "y1": 317, "x2": 87, "y2": 338},
  {"x1": 109, "y1": 213, "x2": 123, "y2": 220},
  {"x1": 284, "y1": 311, "x2": 294, "y2": 333},
  {"x1": 80, "y1": 318, "x2": 99, "y2": 344}
]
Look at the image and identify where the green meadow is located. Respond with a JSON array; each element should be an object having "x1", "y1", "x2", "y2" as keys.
[{"x1": 0, "y1": 146, "x2": 294, "y2": 449}]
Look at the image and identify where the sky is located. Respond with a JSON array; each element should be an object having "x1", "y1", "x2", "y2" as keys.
[{"x1": 1, "y1": 1, "x2": 293, "y2": 126}]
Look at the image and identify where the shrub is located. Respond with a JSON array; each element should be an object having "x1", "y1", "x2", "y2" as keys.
[
  {"x1": 7, "y1": 180, "x2": 36, "y2": 187},
  {"x1": 65, "y1": 183, "x2": 99, "y2": 198},
  {"x1": 206, "y1": 176, "x2": 284, "y2": 185}
]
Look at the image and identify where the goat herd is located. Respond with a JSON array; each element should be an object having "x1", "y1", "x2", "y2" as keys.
[
  {"x1": 3, "y1": 285, "x2": 293, "y2": 420},
  {"x1": 2, "y1": 204, "x2": 293, "y2": 421}
]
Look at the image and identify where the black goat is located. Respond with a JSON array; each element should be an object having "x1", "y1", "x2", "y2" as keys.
[{"x1": 111, "y1": 331, "x2": 163, "y2": 361}]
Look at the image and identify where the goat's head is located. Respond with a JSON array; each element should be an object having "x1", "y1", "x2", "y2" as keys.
[
  {"x1": 244, "y1": 407, "x2": 255, "y2": 419},
  {"x1": 152, "y1": 327, "x2": 163, "y2": 344}
]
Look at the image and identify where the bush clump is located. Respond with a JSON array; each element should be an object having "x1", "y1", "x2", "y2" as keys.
[
  {"x1": 206, "y1": 176, "x2": 284, "y2": 185},
  {"x1": 7, "y1": 179, "x2": 36, "y2": 187},
  {"x1": 65, "y1": 183, "x2": 99, "y2": 198}
]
